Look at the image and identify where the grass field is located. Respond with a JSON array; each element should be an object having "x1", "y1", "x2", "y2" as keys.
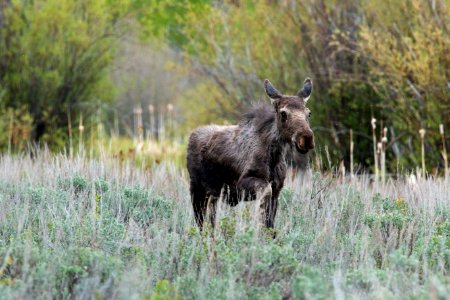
[{"x1": 0, "y1": 152, "x2": 449, "y2": 299}]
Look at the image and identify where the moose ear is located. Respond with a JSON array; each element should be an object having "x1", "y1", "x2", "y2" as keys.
[
  {"x1": 297, "y1": 78, "x2": 313, "y2": 102},
  {"x1": 264, "y1": 79, "x2": 282, "y2": 101}
]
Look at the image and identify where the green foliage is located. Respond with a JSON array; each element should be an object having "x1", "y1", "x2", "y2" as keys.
[
  {"x1": 136, "y1": 0, "x2": 211, "y2": 47},
  {"x1": 0, "y1": 107, "x2": 33, "y2": 153},
  {"x1": 156, "y1": 0, "x2": 380, "y2": 168},
  {"x1": 96, "y1": 137, "x2": 187, "y2": 169},
  {"x1": 360, "y1": 0, "x2": 450, "y2": 167},
  {"x1": 72, "y1": 175, "x2": 89, "y2": 193},
  {"x1": 57, "y1": 174, "x2": 96, "y2": 193},
  {"x1": 0, "y1": 0, "x2": 134, "y2": 148},
  {"x1": 58, "y1": 246, "x2": 122, "y2": 293},
  {"x1": 428, "y1": 219, "x2": 450, "y2": 269},
  {"x1": 1, "y1": 0, "x2": 447, "y2": 172},
  {"x1": 219, "y1": 216, "x2": 237, "y2": 241},
  {"x1": 363, "y1": 194, "x2": 413, "y2": 230},
  {"x1": 346, "y1": 268, "x2": 388, "y2": 291},
  {"x1": 150, "y1": 280, "x2": 181, "y2": 300},
  {"x1": 130, "y1": 192, "x2": 173, "y2": 226},
  {"x1": 292, "y1": 266, "x2": 330, "y2": 300},
  {"x1": 146, "y1": 0, "x2": 449, "y2": 172}
]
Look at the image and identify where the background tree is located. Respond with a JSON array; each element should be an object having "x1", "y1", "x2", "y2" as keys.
[
  {"x1": 142, "y1": 0, "x2": 448, "y2": 172},
  {"x1": 0, "y1": 0, "x2": 448, "y2": 173},
  {"x1": 0, "y1": 0, "x2": 134, "y2": 147},
  {"x1": 359, "y1": 0, "x2": 450, "y2": 168}
]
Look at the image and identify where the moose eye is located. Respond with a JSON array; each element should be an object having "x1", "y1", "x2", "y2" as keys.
[{"x1": 280, "y1": 111, "x2": 288, "y2": 122}]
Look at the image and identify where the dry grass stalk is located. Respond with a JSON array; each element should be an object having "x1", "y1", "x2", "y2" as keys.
[
  {"x1": 133, "y1": 106, "x2": 144, "y2": 142},
  {"x1": 88, "y1": 121, "x2": 95, "y2": 158},
  {"x1": 419, "y1": 128, "x2": 426, "y2": 178},
  {"x1": 8, "y1": 109, "x2": 14, "y2": 154},
  {"x1": 78, "y1": 113, "x2": 84, "y2": 151},
  {"x1": 67, "y1": 108, "x2": 73, "y2": 157},
  {"x1": 440, "y1": 124, "x2": 448, "y2": 180},
  {"x1": 148, "y1": 104, "x2": 155, "y2": 140},
  {"x1": 350, "y1": 129, "x2": 354, "y2": 180},
  {"x1": 113, "y1": 110, "x2": 119, "y2": 137},
  {"x1": 167, "y1": 103, "x2": 174, "y2": 140},
  {"x1": 371, "y1": 118, "x2": 379, "y2": 180},
  {"x1": 381, "y1": 127, "x2": 388, "y2": 182},
  {"x1": 339, "y1": 160, "x2": 346, "y2": 182},
  {"x1": 159, "y1": 110, "x2": 165, "y2": 141}
]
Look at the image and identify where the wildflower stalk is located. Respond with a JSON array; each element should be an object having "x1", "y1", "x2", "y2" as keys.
[
  {"x1": 350, "y1": 129, "x2": 354, "y2": 180},
  {"x1": 419, "y1": 128, "x2": 426, "y2": 178},
  {"x1": 167, "y1": 103, "x2": 174, "y2": 140},
  {"x1": 371, "y1": 118, "x2": 379, "y2": 181},
  {"x1": 381, "y1": 127, "x2": 388, "y2": 182},
  {"x1": 79, "y1": 113, "x2": 84, "y2": 152},
  {"x1": 148, "y1": 104, "x2": 155, "y2": 140},
  {"x1": 67, "y1": 108, "x2": 73, "y2": 158},
  {"x1": 114, "y1": 109, "x2": 119, "y2": 137},
  {"x1": 133, "y1": 106, "x2": 143, "y2": 142},
  {"x1": 8, "y1": 109, "x2": 14, "y2": 155},
  {"x1": 159, "y1": 109, "x2": 165, "y2": 141},
  {"x1": 440, "y1": 124, "x2": 448, "y2": 181},
  {"x1": 96, "y1": 108, "x2": 104, "y2": 153}
]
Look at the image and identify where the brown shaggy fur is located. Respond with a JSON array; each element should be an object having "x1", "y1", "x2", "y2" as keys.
[{"x1": 187, "y1": 78, "x2": 314, "y2": 229}]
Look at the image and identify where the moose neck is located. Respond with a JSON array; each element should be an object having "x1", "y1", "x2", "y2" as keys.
[
  {"x1": 254, "y1": 107, "x2": 285, "y2": 164},
  {"x1": 268, "y1": 122, "x2": 285, "y2": 166},
  {"x1": 242, "y1": 103, "x2": 287, "y2": 165}
]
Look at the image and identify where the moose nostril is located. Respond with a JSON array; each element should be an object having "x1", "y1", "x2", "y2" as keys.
[
  {"x1": 298, "y1": 136, "x2": 306, "y2": 148},
  {"x1": 301, "y1": 133, "x2": 314, "y2": 149}
]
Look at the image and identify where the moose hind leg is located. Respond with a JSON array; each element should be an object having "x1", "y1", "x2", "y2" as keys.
[
  {"x1": 191, "y1": 184, "x2": 207, "y2": 229},
  {"x1": 207, "y1": 195, "x2": 218, "y2": 229}
]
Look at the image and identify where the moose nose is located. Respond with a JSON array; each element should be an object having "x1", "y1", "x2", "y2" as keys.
[{"x1": 297, "y1": 130, "x2": 315, "y2": 152}]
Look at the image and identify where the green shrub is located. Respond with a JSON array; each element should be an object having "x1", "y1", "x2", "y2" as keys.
[{"x1": 428, "y1": 219, "x2": 450, "y2": 270}]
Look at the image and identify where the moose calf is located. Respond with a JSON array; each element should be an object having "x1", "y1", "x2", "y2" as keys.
[{"x1": 187, "y1": 78, "x2": 314, "y2": 230}]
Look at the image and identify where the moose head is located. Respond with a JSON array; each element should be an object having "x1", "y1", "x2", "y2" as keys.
[{"x1": 264, "y1": 78, "x2": 314, "y2": 154}]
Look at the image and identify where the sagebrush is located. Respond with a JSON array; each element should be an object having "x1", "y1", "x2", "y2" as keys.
[{"x1": 0, "y1": 152, "x2": 449, "y2": 299}]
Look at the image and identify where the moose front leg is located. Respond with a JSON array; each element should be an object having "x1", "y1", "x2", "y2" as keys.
[
  {"x1": 257, "y1": 184, "x2": 274, "y2": 228},
  {"x1": 236, "y1": 177, "x2": 273, "y2": 228},
  {"x1": 207, "y1": 194, "x2": 218, "y2": 229},
  {"x1": 264, "y1": 162, "x2": 285, "y2": 230}
]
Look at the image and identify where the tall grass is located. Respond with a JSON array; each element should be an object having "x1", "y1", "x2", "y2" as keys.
[{"x1": 0, "y1": 151, "x2": 449, "y2": 299}]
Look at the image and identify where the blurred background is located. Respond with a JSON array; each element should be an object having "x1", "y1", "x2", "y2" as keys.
[{"x1": 0, "y1": 0, "x2": 449, "y2": 175}]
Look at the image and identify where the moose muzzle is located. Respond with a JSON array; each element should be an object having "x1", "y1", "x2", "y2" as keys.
[{"x1": 295, "y1": 130, "x2": 314, "y2": 154}]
